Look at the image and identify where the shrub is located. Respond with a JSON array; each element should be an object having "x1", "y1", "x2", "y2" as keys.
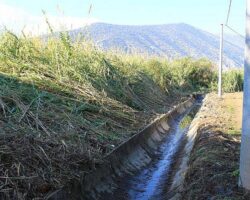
[{"x1": 223, "y1": 70, "x2": 244, "y2": 92}]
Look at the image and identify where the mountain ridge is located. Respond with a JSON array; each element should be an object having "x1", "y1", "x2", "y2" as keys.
[{"x1": 69, "y1": 23, "x2": 244, "y2": 68}]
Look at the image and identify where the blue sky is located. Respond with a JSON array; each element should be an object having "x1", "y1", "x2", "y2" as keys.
[{"x1": 0, "y1": 0, "x2": 245, "y2": 35}]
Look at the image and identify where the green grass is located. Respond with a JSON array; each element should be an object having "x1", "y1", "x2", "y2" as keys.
[
  {"x1": 0, "y1": 31, "x2": 244, "y2": 146},
  {"x1": 223, "y1": 70, "x2": 244, "y2": 92}
]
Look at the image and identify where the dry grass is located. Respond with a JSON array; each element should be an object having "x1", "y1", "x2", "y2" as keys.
[{"x1": 0, "y1": 31, "x2": 188, "y2": 199}]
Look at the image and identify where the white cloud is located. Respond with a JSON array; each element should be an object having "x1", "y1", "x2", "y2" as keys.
[{"x1": 0, "y1": 2, "x2": 99, "y2": 36}]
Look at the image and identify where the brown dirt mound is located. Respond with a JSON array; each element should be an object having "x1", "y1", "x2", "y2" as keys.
[
  {"x1": 182, "y1": 127, "x2": 247, "y2": 199},
  {"x1": 181, "y1": 93, "x2": 250, "y2": 200}
]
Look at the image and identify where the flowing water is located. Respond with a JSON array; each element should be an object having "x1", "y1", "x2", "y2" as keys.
[{"x1": 125, "y1": 105, "x2": 199, "y2": 200}]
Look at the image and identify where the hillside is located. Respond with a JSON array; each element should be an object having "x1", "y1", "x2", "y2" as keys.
[{"x1": 69, "y1": 23, "x2": 244, "y2": 68}]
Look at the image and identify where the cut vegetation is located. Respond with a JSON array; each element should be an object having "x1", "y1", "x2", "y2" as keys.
[{"x1": 0, "y1": 31, "x2": 245, "y2": 199}]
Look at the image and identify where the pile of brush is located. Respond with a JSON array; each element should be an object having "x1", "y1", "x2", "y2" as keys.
[{"x1": 0, "y1": 32, "x2": 174, "y2": 199}]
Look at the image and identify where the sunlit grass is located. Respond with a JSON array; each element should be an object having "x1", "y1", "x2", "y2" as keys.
[{"x1": 0, "y1": 30, "x2": 243, "y2": 147}]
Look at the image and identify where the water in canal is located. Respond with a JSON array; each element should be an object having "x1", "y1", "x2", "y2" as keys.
[{"x1": 126, "y1": 105, "x2": 199, "y2": 200}]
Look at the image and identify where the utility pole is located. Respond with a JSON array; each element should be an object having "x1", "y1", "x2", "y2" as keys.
[
  {"x1": 239, "y1": 0, "x2": 250, "y2": 191},
  {"x1": 218, "y1": 24, "x2": 223, "y2": 98}
]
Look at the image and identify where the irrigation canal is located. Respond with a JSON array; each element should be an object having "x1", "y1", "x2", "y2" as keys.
[{"x1": 106, "y1": 104, "x2": 200, "y2": 200}]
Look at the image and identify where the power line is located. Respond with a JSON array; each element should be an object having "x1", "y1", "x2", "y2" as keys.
[
  {"x1": 225, "y1": 0, "x2": 232, "y2": 25},
  {"x1": 225, "y1": 24, "x2": 245, "y2": 39},
  {"x1": 224, "y1": 0, "x2": 244, "y2": 39}
]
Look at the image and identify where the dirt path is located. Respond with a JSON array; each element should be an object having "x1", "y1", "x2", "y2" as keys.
[
  {"x1": 181, "y1": 93, "x2": 249, "y2": 200},
  {"x1": 222, "y1": 92, "x2": 243, "y2": 131}
]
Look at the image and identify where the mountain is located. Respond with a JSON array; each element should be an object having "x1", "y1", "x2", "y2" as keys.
[{"x1": 69, "y1": 23, "x2": 244, "y2": 68}]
